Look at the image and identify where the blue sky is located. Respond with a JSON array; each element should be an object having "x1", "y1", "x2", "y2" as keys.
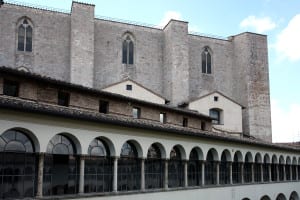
[{"x1": 7, "y1": 0, "x2": 300, "y2": 142}]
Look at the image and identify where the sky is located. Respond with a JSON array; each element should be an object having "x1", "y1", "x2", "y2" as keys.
[{"x1": 6, "y1": 0, "x2": 300, "y2": 143}]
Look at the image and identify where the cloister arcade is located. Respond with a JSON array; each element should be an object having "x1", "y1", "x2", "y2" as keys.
[{"x1": 0, "y1": 126, "x2": 300, "y2": 199}]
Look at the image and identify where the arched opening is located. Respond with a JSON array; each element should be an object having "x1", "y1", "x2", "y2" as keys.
[
  {"x1": 290, "y1": 191, "x2": 299, "y2": 200},
  {"x1": 84, "y1": 138, "x2": 113, "y2": 193},
  {"x1": 118, "y1": 141, "x2": 141, "y2": 191},
  {"x1": 276, "y1": 193, "x2": 287, "y2": 200},
  {"x1": 254, "y1": 153, "x2": 262, "y2": 182},
  {"x1": 271, "y1": 155, "x2": 278, "y2": 181},
  {"x1": 0, "y1": 129, "x2": 37, "y2": 199},
  {"x1": 188, "y1": 147, "x2": 202, "y2": 186},
  {"x1": 17, "y1": 18, "x2": 33, "y2": 52},
  {"x1": 286, "y1": 157, "x2": 291, "y2": 181},
  {"x1": 201, "y1": 46, "x2": 212, "y2": 74},
  {"x1": 244, "y1": 152, "x2": 253, "y2": 183},
  {"x1": 261, "y1": 195, "x2": 271, "y2": 200},
  {"x1": 122, "y1": 35, "x2": 134, "y2": 65},
  {"x1": 205, "y1": 148, "x2": 218, "y2": 185},
  {"x1": 44, "y1": 134, "x2": 79, "y2": 196},
  {"x1": 168, "y1": 145, "x2": 184, "y2": 188},
  {"x1": 279, "y1": 156, "x2": 285, "y2": 181},
  {"x1": 219, "y1": 150, "x2": 231, "y2": 185},
  {"x1": 232, "y1": 151, "x2": 242, "y2": 184},
  {"x1": 292, "y1": 157, "x2": 297, "y2": 181},
  {"x1": 145, "y1": 143, "x2": 164, "y2": 189},
  {"x1": 263, "y1": 154, "x2": 270, "y2": 182}
]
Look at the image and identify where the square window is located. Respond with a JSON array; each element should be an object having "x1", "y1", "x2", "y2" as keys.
[
  {"x1": 3, "y1": 80, "x2": 19, "y2": 97},
  {"x1": 214, "y1": 96, "x2": 218, "y2": 101},
  {"x1": 132, "y1": 107, "x2": 141, "y2": 119},
  {"x1": 126, "y1": 84, "x2": 132, "y2": 91},
  {"x1": 99, "y1": 100, "x2": 109, "y2": 114},
  {"x1": 160, "y1": 113, "x2": 167, "y2": 123},
  {"x1": 183, "y1": 117, "x2": 188, "y2": 127},
  {"x1": 58, "y1": 91, "x2": 69, "y2": 107}
]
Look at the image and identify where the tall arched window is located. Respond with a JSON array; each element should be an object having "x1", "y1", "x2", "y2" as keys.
[
  {"x1": 188, "y1": 148, "x2": 202, "y2": 186},
  {"x1": 122, "y1": 35, "x2": 134, "y2": 64},
  {"x1": 271, "y1": 156, "x2": 277, "y2": 182},
  {"x1": 44, "y1": 134, "x2": 79, "y2": 196},
  {"x1": 244, "y1": 153, "x2": 253, "y2": 183},
  {"x1": 118, "y1": 141, "x2": 140, "y2": 191},
  {"x1": 201, "y1": 46, "x2": 211, "y2": 74},
  {"x1": 17, "y1": 18, "x2": 32, "y2": 52},
  {"x1": 263, "y1": 155, "x2": 270, "y2": 182},
  {"x1": 168, "y1": 146, "x2": 184, "y2": 188},
  {"x1": 254, "y1": 154, "x2": 262, "y2": 182},
  {"x1": 0, "y1": 129, "x2": 37, "y2": 199},
  {"x1": 85, "y1": 138, "x2": 113, "y2": 193},
  {"x1": 232, "y1": 152, "x2": 242, "y2": 184},
  {"x1": 145, "y1": 144, "x2": 164, "y2": 189},
  {"x1": 279, "y1": 156, "x2": 285, "y2": 181}
]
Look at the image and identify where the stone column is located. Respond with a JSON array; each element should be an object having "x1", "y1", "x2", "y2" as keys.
[
  {"x1": 201, "y1": 161, "x2": 205, "y2": 186},
  {"x1": 36, "y1": 153, "x2": 44, "y2": 198},
  {"x1": 251, "y1": 163, "x2": 255, "y2": 183},
  {"x1": 241, "y1": 163, "x2": 244, "y2": 184},
  {"x1": 79, "y1": 156, "x2": 85, "y2": 194},
  {"x1": 164, "y1": 159, "x2": 169, "y2": 190},
  {"x1": 141, "y1": 158, "x2": 145, "y2": 191},
  {"x1": 283, "y1": 165, "x2": 286, "y2": 181},
  {"x1": 113, "y1": 157, "x2": 118, "y2": 192},
  {"x1": 268, "y1": 164, "x2": 272, "y2": 182},
  {"x1": 216, "y1": 161, "x2": 220, "y2": 185},
  {"x1": 184, "y1": 160, "x2": 188, "y2": 187},
  {"x1": 229, "y1": 162, "x2": 233, "y2": 185},
  {"x1": 261, "y1": 164, "x2": 264, "y2": 182}
]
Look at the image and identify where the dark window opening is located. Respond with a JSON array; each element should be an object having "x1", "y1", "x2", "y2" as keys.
[
  {"x1": 99, "y1": 100, "x2": 109, "y2": 114},
  {"x1": 209, "y1": 108, "x2": 221, "y2": 125},
  {"x1": 126, "y1": 84, "x2": 132, "y2": 91},
  {"x1": 160, "y1": 113, "x2": 166, "y2": 123},
  {"x1": 183, "y1": 117, "x2": 188, "y2": 127},
  {"x1": 58, "y1": 91, "x2": 69, "y2": 107},
  {"x1": 214, "y1": 96, "x2": 218, "y2": 101},
  {"x1": 3, "y1": 80, "x2": 19, "y2": 97},
  {"x1": 132, "y1": 107, "x2": 141, "y2": 119},
  {"x1": 201, "y1": 122, "x2": 206, "y2": 130}
]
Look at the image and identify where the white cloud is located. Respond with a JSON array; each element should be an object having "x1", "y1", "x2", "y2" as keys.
[
  {"x1": 275, "y1": 14, "x2": 300, "y2": 62},
  {"x1": 159, "y1": 11, "x2": 182, "y2": 27},
  {"x1": 271, "y1": 99, "x2": 300, "y2": 143},
  {"x1": 240, "y1": 15, "x2": 276, "y2": 33}
]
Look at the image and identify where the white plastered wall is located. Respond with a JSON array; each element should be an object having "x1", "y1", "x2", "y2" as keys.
[
  {"x1": 102, "y1": 80, "x2": 165, "y2": 104},
  {"x1": 189, "y1": 92, "x2": 243, "y2": 133}
]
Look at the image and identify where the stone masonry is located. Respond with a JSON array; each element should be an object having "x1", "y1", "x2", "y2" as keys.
[{"x1": 0, "y1": 2, "x2": 272, "y2": 141}]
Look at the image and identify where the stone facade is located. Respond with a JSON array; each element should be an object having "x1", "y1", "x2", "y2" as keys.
[{"x1": 0, "y1": 2, "x2": 271, "y2": 141}]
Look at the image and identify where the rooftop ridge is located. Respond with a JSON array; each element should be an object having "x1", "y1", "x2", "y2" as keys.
[
  {"x1": 189, "y1": 31, "x2": 229, "y2": 41},
  {"x1": 5, "y1": 0, "x2": 70, "y2": 14}
]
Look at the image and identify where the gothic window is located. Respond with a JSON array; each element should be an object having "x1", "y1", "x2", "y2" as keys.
[
  {"x1": 168, "y1": 146, "x2": 184, "y2": 188},
  {"x1": 188, "y1": 148, "x2": 202, "y2": 186},
  {"x1": 85, "y1": 139, "x2": 113, "y2": 193},
  {"x1": 122, "y1": 36, "x2": 134, "y2": 64},
  {"x1": 17, "y1": 18, "x2": 32, "y2": 52},
  {"x1": 145, "y1": 144, "x2": 164, "y2": 189},
  {"x1": 118, "y1": 141, "x2": 141, "y2": 191},
  {"x1": 201, "y1": 46, "x2": 211, "y2": 74},
  {"x1": 0, "y1": 130, "x2": 37, "y2": 199},
  {"x1": 209, "y1": 108, "x2": 222, "y2": 125}
]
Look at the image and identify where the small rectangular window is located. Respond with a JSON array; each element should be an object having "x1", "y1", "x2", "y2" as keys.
[
  {"x1": 132, "y1": 107, "x2": 141, "y2": 119},
  {"x1": 160, "y1": 113, "x2": 166, "y2": 123},
  {"x1": 201, "y1": 122, "x2": 206, "y2": 130},
  {"x1": 58, "y1": 91, "x2": 69, "y2": 107},
  {"x1": 99, "y1": 100, "x2": 109, "y2": 114},
  {"x1": 3, "y1": 80, "x2": 19, "y2": 97},
  {"x1": 126, "y1": 84, "x2": 132, "y2": 91},
  {"x1": 183, "y1": 117, "x2": 188, "y2": 127},
  {"x1": 214, "y1": 96, "x2": 218, "y2": 101}
]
